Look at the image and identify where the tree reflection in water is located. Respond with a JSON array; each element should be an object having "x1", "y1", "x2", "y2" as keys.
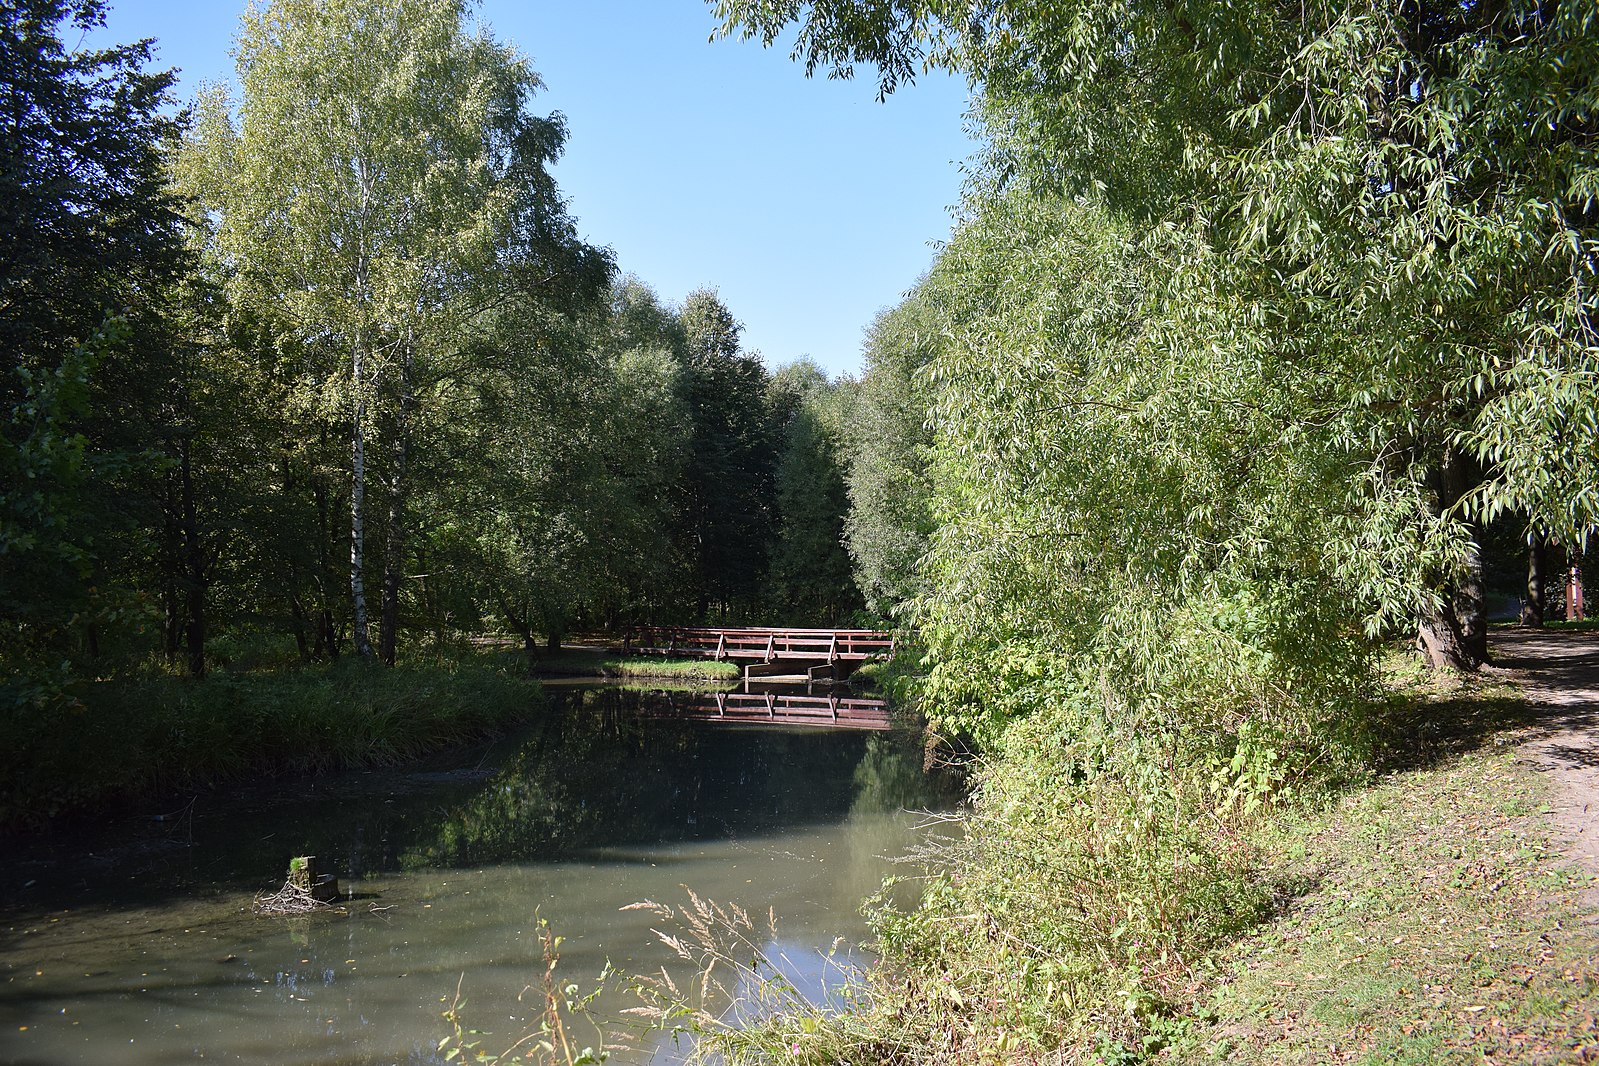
[{"x1": 396, "y1": 686, "x2": 959, "y2": 872}]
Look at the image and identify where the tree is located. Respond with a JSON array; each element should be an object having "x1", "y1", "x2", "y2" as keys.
[
  {"x1": 841, "y1": 292, "x2": 940, "y2": 619},
  {"x1": 714, "y1": 0, "x2": 1599, "y2": 674},
  {"x1": 0, "y1": 0, "x2": 188, "y2": 687},
  {"x1": 678, "y1": 289, "x2": 782, "y2": 619},
  {"x1": 0, "y1": 0, "x2": 185, "y2": 373},
  {"x1": 181, "y1": 0, "x2": 609, "y2": 662},
  {"x1": 768, "y1": 360, "x2": 859, "y2": 624}
]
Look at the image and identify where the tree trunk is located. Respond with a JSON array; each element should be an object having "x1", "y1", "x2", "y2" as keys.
[
  {"x1": 289, "y1": 591, "x2": 311, "y2": 663},
  {"x1": 1442, "y1": 449, "x2": 1488, "y2": 664},
  {"x1": 350, "y1": 334, "x2": 374, "y2": 658},
  {"x1": 1521, "y1": 532, "x2": 1546, "y2": 627},
  {"x1": 179, "y1": 437, "x2": 207, "y2": 678},
  {"x1": 378, "y1": 344, "x2": 415, "y2": 667},
  {"x1": 161, "y1": 470, "x2": 181, "y2": 664},
  {"x1": 283, "y1": 455, "x2": 311, "y2": 664},
  {"x1": 1421, "y1": 448, "x2": 1487, "y2": 670},
  {"x1": 313, "y1": 473, "x2": 339, "y2": 660},
  {"x1": 1417, "y1": 604, "x2": 1472, "y2": 671},
  {"x1": 378, "y1": 498, "x2": 404, "y2": 664},
  {"x1": 1454, "y1": 540, "x2": 1488, "y2": 663},
  {"x1": 498, "y1": 597, "x2": 535, "y2": 673}
]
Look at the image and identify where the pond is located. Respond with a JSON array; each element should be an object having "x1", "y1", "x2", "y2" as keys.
[{"x1": 0, "y1": 685, "x2": 958, "y2": 1064}]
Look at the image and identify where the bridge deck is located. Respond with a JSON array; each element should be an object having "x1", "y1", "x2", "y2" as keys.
[{"x1": 624, "y1": 626, "x2": 894, "y2": 663}]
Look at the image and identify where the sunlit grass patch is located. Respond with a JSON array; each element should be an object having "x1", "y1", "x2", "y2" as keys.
[
  {"x1": 532, "y1": 652, "x2": 741, "y2": 681},
  {"x1": 1176, "y1": 685, "x2": 1599, "y2": 1064}
]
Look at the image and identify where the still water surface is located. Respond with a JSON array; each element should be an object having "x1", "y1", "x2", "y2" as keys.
[{"x1": 0, "y1": 686, "x2": 954, "y2": 1064}]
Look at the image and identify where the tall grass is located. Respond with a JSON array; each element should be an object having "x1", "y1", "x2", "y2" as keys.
[
  {"x1": 0, "y1": 659, "x2": 542, "y2": 831},
  {"x1": 533, "y1": 652, "x2": 741, "y2": 682}
]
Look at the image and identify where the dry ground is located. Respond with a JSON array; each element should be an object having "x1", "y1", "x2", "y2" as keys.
[{"x1": 1494, "y1": 628, "x2": 1599, "y2": 906}]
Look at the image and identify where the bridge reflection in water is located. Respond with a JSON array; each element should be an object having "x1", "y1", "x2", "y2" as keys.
[{"x1": 642, "y1": 689, "x2": 893, "y2": 731}]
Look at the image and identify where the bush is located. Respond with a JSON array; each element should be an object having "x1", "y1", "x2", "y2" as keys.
[{"x1": 0, "y1": 659, "x2": 543, "y2": 831}]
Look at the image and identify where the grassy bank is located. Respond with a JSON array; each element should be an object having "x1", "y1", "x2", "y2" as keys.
[
  {"x1": 532, "y1": 650, "x2": 741, "y2": 682},
  {"x1": 650, "y1": 661, "x2": 1597, "y2": 1065},
  {"x1": 0, "y1": 660, "x2": 543, "y2": 832},
  {"x1": 1178, "y1": 697, "x2": 1599, "y2": 1063}
]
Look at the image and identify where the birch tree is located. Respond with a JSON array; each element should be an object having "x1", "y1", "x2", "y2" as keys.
[{"x1": 181, "y1": 0, "x2": 608, "y2": 660}]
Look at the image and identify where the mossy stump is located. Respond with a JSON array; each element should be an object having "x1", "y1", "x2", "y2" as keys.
[{"x1": 287, "y1": 855, "x2": 340, "y2": 903}]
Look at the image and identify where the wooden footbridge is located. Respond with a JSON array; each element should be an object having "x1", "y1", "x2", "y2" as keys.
[{"x1": 623, "y1": 626, "x2": 894, "y2": 682}]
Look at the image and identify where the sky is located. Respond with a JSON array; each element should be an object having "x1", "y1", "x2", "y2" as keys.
[{"x1": 81, "y1": 1, "x2": 976, "y2": 379}]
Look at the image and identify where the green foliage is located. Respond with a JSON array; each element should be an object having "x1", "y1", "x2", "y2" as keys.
[
  {"x1": 0, "y1": 661, "x2": 541, "y2": 830},
  {"x1": 768, "y1": 360, "x2": 861, "y2": 624},
  {"x1": 697, "y1": 1, "x2": 1599, "y2": 1059},
  {"x1": 909, "y1": 191, "x2": 1384, "y2": 755},
  {"x1": 0, "y1": 0, "x2": 191, "y2": 685},
  {"x1": 841, "y1": 293, "x2": 939, "y2": 618},
  {"x1": 179, "y1": 0, "x2": 613, "y2": 661},
  {"x1": 679, "y1": 289, "x2": 785, "y2": 619},
  {"x1": 0, "y1": 328, "x2": 107, "y2": 694},
  {"x1": 0, "y1": 0, "x2": 186, "y2": 365},
  {"x1": 718, "y1": 0, "x2": 1599, "y2": 550}
]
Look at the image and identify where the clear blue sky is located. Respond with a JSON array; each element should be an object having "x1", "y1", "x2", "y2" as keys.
[{"x1": 82, "y1": 1, "x2": 974, "y2": 378}]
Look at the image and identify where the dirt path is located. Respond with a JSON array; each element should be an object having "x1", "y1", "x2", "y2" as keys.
[{"x1": 1491, "y1": 628, "x2": 1599, "y2": 900}]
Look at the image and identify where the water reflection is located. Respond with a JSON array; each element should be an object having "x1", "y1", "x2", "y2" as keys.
[{"x1": 0, "y1": 685, "x2": 957, "y2": 1065}]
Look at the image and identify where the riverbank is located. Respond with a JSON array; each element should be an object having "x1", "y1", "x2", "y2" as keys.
[
  {"x1": 531, "y1": 648, "x2": 741, "y2": 682},
  {"x1": 1171, "y1": 634, "x2": 1599, "y2": 1062},
  {"x1": 670, "y1": 633, "x2": 1599, "y2": 1064},
  {"x1": 0, "y1": 660, "x2": 543, "y2": 833}
]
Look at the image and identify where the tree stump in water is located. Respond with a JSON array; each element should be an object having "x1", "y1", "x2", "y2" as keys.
[
  {"x1": 258, "y1": 856, "x2": 340, "y2": 913},
  {"x1": 288, "y1": 856, "x2": 341, "y2": 903}
]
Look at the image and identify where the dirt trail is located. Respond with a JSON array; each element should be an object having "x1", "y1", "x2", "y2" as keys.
[{"x1": 1491, "y1": 628, "x2": 1599, "y2": 900}]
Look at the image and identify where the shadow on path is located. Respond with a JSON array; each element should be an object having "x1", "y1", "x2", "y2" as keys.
[{"x1": 1492, "y1": 629, "x2": 1599, "y2": 897}]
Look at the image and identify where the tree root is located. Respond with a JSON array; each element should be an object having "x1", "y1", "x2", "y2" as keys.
[{"x1": 254, "y1": 879, "x2": 332, "y2": 916}]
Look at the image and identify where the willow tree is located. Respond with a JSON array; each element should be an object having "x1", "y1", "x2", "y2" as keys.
[
  {"x1": 715, "y1": 0, "x2": 1599, "y2": 674},
  {"x1": 181, "y1": 0, "x2": 608, "y2": 660},
  {"x1": 841, "y1": 292, "x2": 940, "y2": 619}
]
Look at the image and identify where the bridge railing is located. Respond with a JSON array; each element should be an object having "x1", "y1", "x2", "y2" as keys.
[{"x1": 623, "y1": 626, "x2": 895, "y2": 661}]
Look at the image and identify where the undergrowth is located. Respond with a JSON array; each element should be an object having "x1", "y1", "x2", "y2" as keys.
[
  {"x1": 631, "y1": 652, "x2": 1596, "y2": 1065},
  {"x1": 0, "y1": 659, "x2": 542, "y2": 831}
]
